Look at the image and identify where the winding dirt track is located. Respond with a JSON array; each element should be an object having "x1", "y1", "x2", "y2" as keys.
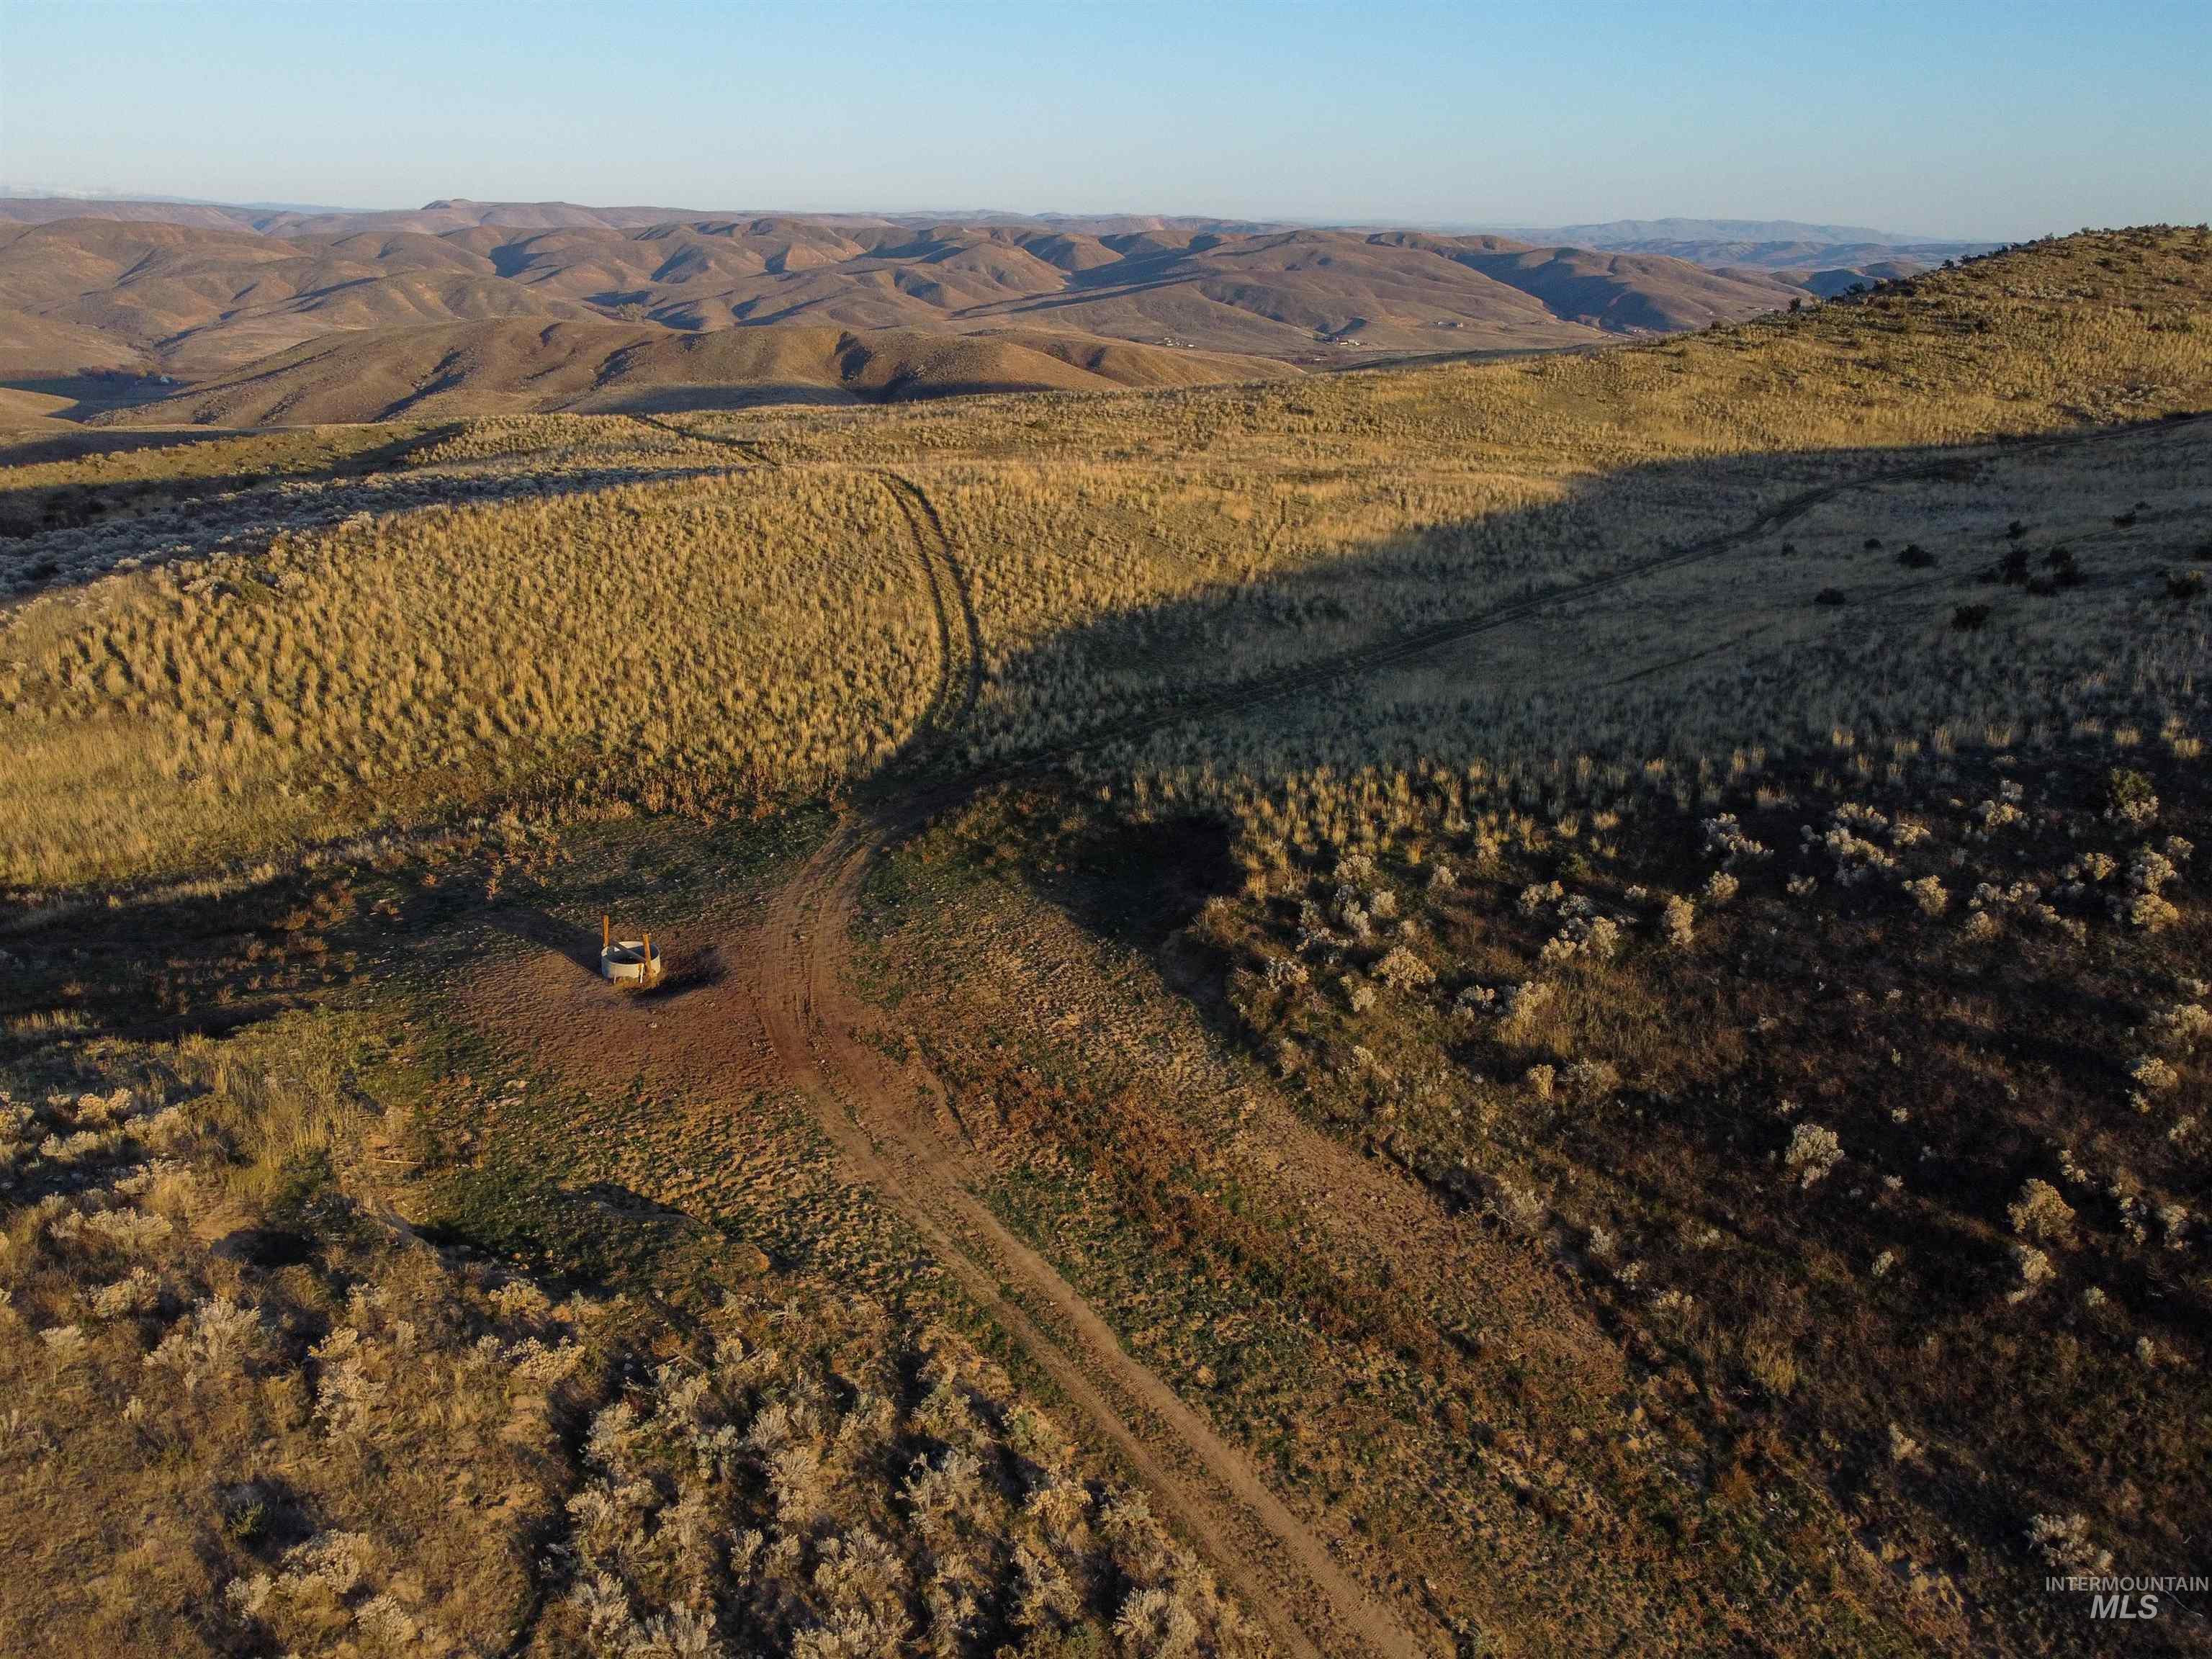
[
  {"x1": 755, "y1": 822, "x2": 1426, "y2": 1659},
  {"x1": 873, "y1": 469, "x2": 987, "y2": 737},
  {"x1": 719, "y1": 410, "x2": 2203, "y2": 1659},
  {"x1": 750, "y1": 462, "x2": 1428, "y2": 1658},
  {"x1": 626, "y1": 410, "x2": 781, "y2": 467}
]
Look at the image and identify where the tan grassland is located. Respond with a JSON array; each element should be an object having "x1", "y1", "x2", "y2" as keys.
[{"x1": 1, "y1": 226, "x2": 2208, "y2": 1659}]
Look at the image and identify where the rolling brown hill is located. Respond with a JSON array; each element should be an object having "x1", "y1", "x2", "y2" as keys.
[
  {"x1": 0, "y1": 202, "x2": 1811, "y2": 397},
  {"x1": 96, "y1": 316, "x2": 1301, "y2": 425},
  {"x1": 1470, "y1": 220, "x2": 1997, "y2": 295},
  {"x1": 0, "y1": 199, "x2": 1836, "y2": 426},
  {"x1": 0, "y1": 217, "x2": 604, "y2": 374},
  {"x1": 2, "y1": 227, "x2": 2206, "y2": 1659}
]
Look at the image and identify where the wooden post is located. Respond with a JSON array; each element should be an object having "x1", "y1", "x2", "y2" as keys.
[
  {"x1": 602, "y1": 914, "x2": 611, "y2": 952},
  {"x1": 643, "y1": 932, "x2": 652, "y2": 981}
]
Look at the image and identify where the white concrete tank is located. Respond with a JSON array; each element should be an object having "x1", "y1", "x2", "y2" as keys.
[{"x1": 598, "y1": 917, "x2": 664, "y2": 986}]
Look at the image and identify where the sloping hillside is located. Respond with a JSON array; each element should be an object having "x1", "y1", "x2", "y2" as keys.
[
  {"x1": 102, "y1": 318, "x2": 1300, "y2": 425},
  {"x1": 0, "y1": 218, "x2": 602, "y2": 373},
  {"x1": 1367, "y1": 233, "x2": 1799, "y2": 330}
]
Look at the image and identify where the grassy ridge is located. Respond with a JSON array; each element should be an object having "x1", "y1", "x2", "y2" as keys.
[{"x1": 4, "y1": 229, "x2": 2208, "y2": 891}]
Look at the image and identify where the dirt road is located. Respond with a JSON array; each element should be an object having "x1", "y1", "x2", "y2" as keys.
[
  {"x1": 751, "y1": 820, "x2": 1434, "y2": 1659},
  {"x1": 735, "y1": 458, "x2": 1437, "y2": 1657},
  {"x1": 728, "y1": 411, "x2": 2207, "y2": 1658}
]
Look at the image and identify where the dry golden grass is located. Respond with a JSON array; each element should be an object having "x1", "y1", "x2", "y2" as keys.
[
  {"x1": 0, "y1": 1008, "x2": 1269, "y2": 1658},
  {"x1": 4, "y1": 228, "x2": 2208, "y2": 891},
  {"x1": 3, "y1": 469, "x2": 939, "y2": 884},
  {"x1": 4, "y1": 227, "x2": 2211, "y2": 1659},
  {"x1": 1106, "y1": 414, "x2": 2212, "y2": 838}
]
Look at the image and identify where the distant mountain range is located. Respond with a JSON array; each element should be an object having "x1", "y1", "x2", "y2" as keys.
[
  {"x1": 0, "y1": 194, "x2": 1308, "y2": 240},
  {"x1": 1495, "y1": 219, "x2": 1995, "y2": 277},
  {"x1": 1527, "y1": 217, "x2": 1927, "y2": 245},
  {"x1": 0, "y1": 196, "x2": 1987, "y2": 426}
]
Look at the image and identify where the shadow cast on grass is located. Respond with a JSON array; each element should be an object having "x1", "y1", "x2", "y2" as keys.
[
  {"x1": 482, "y1": 907, "x2": 603, "y2": 979},
  {"x1": 852, "y1": 410, "x2": 2207, "y2": 840}
]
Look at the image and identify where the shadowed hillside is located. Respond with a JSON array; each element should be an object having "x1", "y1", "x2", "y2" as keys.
[{"x1": 1, "y1": 225, "x2": 2207, "y2": 1659}]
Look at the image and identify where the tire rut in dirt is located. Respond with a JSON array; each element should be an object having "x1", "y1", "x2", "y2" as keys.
[
  {"x1": 752, "y1": 823, "x2": 1432, "y2": 1659},
  {"x1": 875, "y1": 470, "x2": 985, "y2": 739},
  {"x1": 626, "y1": 410, "x2": 779, "y2": 467},
  {"x1": 734, "y1": 410, "x2": 2203, "y2": 1659}
]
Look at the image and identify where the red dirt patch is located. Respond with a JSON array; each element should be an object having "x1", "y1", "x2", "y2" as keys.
[{"x1": 458, "y1": 909, "x2": 779, "y2": 1099}]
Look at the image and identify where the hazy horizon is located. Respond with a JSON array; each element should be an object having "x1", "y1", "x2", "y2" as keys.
[
  {"x1": 4, "y1": 1, "x2": 2206, "y2": 243},
  {"x1": 0, "y1": 183, "x2": 1988, "y2": 246}
]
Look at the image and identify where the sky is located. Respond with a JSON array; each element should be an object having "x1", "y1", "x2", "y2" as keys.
[{"x1": 1, "y1": 0, "x2": 2206, "y2": 240}]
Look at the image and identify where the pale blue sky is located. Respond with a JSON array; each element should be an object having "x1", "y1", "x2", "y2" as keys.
[{"x1": 1, "y1": 0, "x2": 2205, "y2": 238}]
